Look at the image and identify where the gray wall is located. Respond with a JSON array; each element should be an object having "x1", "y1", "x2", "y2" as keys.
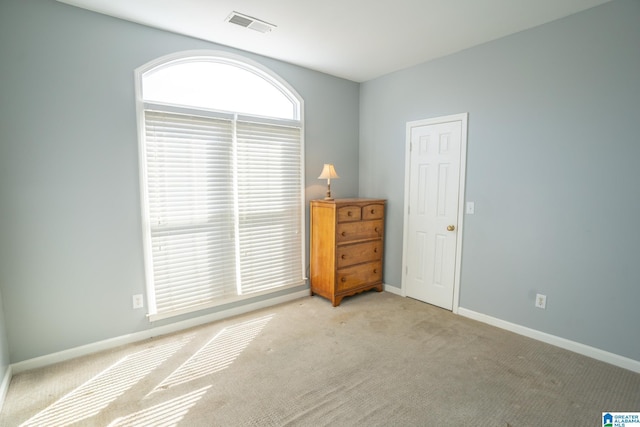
[
  {"x1": 360, "y1": 0, "x2": 640, "y2": 361},
  {"x1": 0, "y1": 291, "x2": 10, "y2": 383},
  {"x1": 0, "y1": 0, "x2": 359, "y2": 363}
]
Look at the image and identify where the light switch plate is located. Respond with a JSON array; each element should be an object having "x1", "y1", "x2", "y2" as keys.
[{"x1": 466, "y1": 202, "x2": 475, "y2": 214}]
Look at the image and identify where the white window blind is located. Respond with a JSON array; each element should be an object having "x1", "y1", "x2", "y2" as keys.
[
  {"x1": 144, "y1": 111, "x2": 237, "y2": 316},
  {"x1": 141, "y1": 110, "x2": 305, "y2": 320},
  {"x1": 236, "y1": 120, "x2": 303, "y2": 295}
]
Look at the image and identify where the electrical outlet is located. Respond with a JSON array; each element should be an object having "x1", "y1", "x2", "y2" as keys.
[
  {"x1": 535, "y1": 293, "x2": 547, "y2": 309},
  {"x1": 132, "y1": 294, "x2": 144, "y2": 309}
]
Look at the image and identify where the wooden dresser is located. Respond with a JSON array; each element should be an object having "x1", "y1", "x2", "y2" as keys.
[{"x1": 310, "y1": 198, "x2": 385, "y2": 306}]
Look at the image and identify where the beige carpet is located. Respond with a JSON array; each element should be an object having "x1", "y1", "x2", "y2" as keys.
[{"x1": 1, "y1": 292, "x2": 639, "y2": 426}]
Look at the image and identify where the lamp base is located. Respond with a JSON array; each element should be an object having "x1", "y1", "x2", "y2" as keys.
[{"x1": 324, "y1": 184, "x2": 332, "y2": 201}]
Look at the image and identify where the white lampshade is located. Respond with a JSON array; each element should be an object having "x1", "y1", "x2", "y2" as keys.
[{"x1": 318, "y1": 164, "x2": 339, "y2": 180}]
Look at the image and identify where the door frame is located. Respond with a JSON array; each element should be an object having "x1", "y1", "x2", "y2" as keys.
[{"x1": 401, "y1": 113, "x2": 468, "y2": 313}]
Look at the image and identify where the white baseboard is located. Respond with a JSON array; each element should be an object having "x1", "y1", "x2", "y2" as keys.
[
  {"x1": 0, "y1": 365, "x2": 12, "y2": 412},
  {"x1": 11, "y1": 290, "x2": 310, "y2": 374},
  {"x1": 383, "y1": 283, "x2": 404, "y2": 296},
  {"x1": 458, "y1": 307, "x2": 640, "y2": 374},
  {"x1": 13, "y1": 291, "x2": 636, "y2": 376}
]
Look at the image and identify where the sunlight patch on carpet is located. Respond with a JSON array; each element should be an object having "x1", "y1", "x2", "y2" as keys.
[
  {"x1": 107, "y1": 386, "x2": 211, "y2": 427},
  {"x1": 20, "y1": 336, "x2": 193, "y2": 427},
  {"x1": 149, "y1": 314, "x2": 274, "y2": 393}
]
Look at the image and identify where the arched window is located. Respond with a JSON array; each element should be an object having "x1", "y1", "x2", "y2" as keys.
[
  {"x1": 142, "y1": 57, "x2": 299, "y2": 120},
  {"x1": 136, "y1": 51, "x2": 305, "y2": 321}
]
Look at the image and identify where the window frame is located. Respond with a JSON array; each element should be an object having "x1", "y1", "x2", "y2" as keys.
[{"x1": 134, "y1": 50, "x2": 306, "y2": 321}]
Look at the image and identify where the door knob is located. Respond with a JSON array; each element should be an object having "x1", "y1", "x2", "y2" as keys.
[{"x1": 447, "y1": 225, "x2": 456, "y2": 231}]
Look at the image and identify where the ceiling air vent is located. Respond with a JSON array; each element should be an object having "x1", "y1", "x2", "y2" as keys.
[{"x1": 226, "y1": 12, "x2": 276, "y2": 34}]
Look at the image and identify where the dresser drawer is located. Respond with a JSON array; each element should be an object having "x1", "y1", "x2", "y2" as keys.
[
  {"x1": 362, "y1": 203, "x2": 385, "y2": 220},
  {"x1": 336, "y1": 219, "x2": 383, "y2": 243},
  {"x1": 337, "y1": 205, "x2": 362, "y2": 222},
  {"x1": 336, "y1": 240, "x2": 382, "y2": 269},
  {"x1": 336, "y1": 261, "x2": 382, "y2": 292}
]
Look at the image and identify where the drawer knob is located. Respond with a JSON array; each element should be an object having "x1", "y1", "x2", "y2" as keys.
[
  {"x1": 374, "y1": 248, "x2": 377, "y2": 253},
  {"x1": 341, "y1": 254, "x2": 346, "y2": 259},
  {"x1": 370, "y1": 209, "x2": 375, "y2": 214},
  {"x1": 341, "y1": 277, "x2": 347, "y2": 282},
  {"x1": 347, "y1": 211, "x2": 352, "y2": 216},
  {"x1": 341, "y1": 231, "x2": 346, "y2": 236},
  {"x1": 374, "y1": 227, "x2": 379, "y2": 233},
  {"x1": 373, "y1": 269, "x2": 378, "y2": 274}
]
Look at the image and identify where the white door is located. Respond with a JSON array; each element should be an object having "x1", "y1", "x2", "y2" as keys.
[{"x1": 402, "y1": 114, "x2": 467, "y2": 311}]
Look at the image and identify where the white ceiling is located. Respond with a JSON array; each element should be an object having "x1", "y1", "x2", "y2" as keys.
[{"x1": 57, "y1": 0, "x2": 611, "y2": 82}]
